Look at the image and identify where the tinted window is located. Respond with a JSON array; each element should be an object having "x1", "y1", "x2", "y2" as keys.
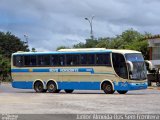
[
  {"x1": 80, "y1": 54, "x2": 87, "y2": 65},
  {"x1": 96, "y1": 53, "x2": 111, "y2": 66},
  {"x1": 80, "y1": 54, "x2": 95, "y2": 65},
  {"x1": 59, "y1": 55, "x2": 65, "y2": 66},
  {"x1": 88, "y1": 54, "x2": 95, "y2": 65},
  {"x1": 13, "y1": 55, "x2": 23, "y2": 67},
  {"x1": 37, "y1": 55, "x2": 50, "y2": 66},
  {"x1": 51, "y1": 55, "x2": 59, "y2": 66},
  {"x1": 51, "y1": 55, "x2": 65, "y2": 66},
  {"x1": 66, "y1": 54, "x2": 79, "y2": 66},
  {"x1": 24, "y1": 55, "x2": 37, "y2": 66}
]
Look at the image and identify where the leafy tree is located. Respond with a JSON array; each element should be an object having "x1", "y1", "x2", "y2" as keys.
[
  {"x1": 31, "y1": 48, "x2": 36, "y2": 52},
  {"x1": 0, "y1": 31, "x2": 29, "y2": 58},
  {"x1": 73, "y1": 42, "x2": 86, "y2": 48},
  {"x1": 72, "y1": 29, "x2": 150, "y2": 59},
  {"x1": 56, "y1": 46, "x2": 70, "y2": 50},
  {"x1": 0, "y1": 31, "x2": 29, "y2": 81},
  {"x1": 73, "y1": 38, "x2": 99, "y2": 48},
  {"x1": 0, "y1": 54, "x2": 10, "y2": 82}
]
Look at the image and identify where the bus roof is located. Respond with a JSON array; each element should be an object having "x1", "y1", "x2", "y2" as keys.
[{"x1": 12, "y1": 48, "x2": 141, "y2": 55}]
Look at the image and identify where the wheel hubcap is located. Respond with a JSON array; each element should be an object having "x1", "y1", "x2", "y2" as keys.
[
  {"x1": 49, "y1": 84, "x2": 55, "y2": 90},
  {"x1": 106, "y1": 85, "x2": 111, "y2": 91}
]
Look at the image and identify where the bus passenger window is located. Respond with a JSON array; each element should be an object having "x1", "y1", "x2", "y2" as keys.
[
  {"x1": 88, "y1": 54, "x2": 95, "y2": 65},
  {"x1": 24, "y1": 55, "x2": 37, "y2": 66},
  {"x1": 24, "y1": 56, "x2": 30, "y2": 66},
  {"x1": 59, "y1": 55, "x2": 65, "y2": 66},
  {"x1": 13, "y1": 55, "x2": 23, "y2": 67},
  {"x1": 51, "y1": 55, "x2": 59, "y2": 66},
  {"x1": 72, "y1": 55, "x2": 79, "y2": 65},
  {"x1": 80, "y1": 54, "x2": 87, "y2": 65},
  {"x1": 96, "y1": 53, "x2": 111, "y2": 66},
  {"x1": 30, "y1": 56, "x2": 37, "y2": 66},
  {"x1": 38, "y1": 55, "x2": 50, "y2": 66},
  {"x1": 66, "y1": 54, "x2": 79, "y2": 66}
]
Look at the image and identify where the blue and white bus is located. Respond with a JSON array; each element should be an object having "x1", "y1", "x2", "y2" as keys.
[{"x1": 11, "y1": 48, "x2": 148, "y2": 94}]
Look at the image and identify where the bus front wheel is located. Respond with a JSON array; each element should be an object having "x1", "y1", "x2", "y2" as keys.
[
  {"x1": 102, "y1": 82, "x2": 115, "y2": 94},
  {"x1": 34, "y1": 81, "x2": 46, "y2": 93},
  {"x1": 47, "y1": 81, "x2": 58, "y2": 93},
  {"x1": 117, "y1": 90, "x2": 128, "y2": 94},
  {"x1": 65, "y1": 89, "x2": 74, "y2": 93}
]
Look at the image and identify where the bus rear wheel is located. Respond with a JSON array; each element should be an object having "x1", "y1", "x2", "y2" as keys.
[
  {"x1": 117, "y1": 90, "x2": 128, "y2": 94},
  {"x1": 65, "y1": 89, "x2": 74, "y2": 93},
  {"x1": 47, "y1": 81, "x2": 58, "y2": 93},
  {"x1": 34, "y1": 81, "x2": 46, "y2": 93},
  {"x1": 102, "y1": 82, "x2": 115, "y2": 94}
]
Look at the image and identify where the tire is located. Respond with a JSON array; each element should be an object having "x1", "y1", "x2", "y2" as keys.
[
  {"x1": 117, "y1": 90, "x2": 128, "y2": 94},
  {"x1": 34, "y1": 81, "x2": 45, "y2": 93},
  {"x1": 102, "y1": 83, "x2": 115, "y2": 94},
  {"x1": 47, "y1": 81, "x2": 58, "y2": 93},
  {"x1": 65, "y1": 89, "x2": 74, "y2": 93}
]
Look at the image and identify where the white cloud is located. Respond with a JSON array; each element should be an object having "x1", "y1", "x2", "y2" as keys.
[{"x1": 0, "y1": 0, "x2": 160, "y2": 51}]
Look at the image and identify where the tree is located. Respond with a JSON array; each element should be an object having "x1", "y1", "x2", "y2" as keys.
[
  {"x1": 0, "y1": 31, "x2": 29, "y2": 58},
  {"x1": 0, "y1": 54, "x2": 10, "y2": 82},
  {"x1": 31, "y1": 48, "x2": 36, "y2": 52},
  {"x1": 73, "y1": 42, "x2": 86, "y2": 48},
  {"x1": 72, "y1": 29, "x2": 150, "y2": 59},
  {"x1": 56, "y1": 46, "x2": 70, "y2": 51},
  {"x1": 0, "y1": 31, "x2": 29, "y2": 81},
  {"x1": 73, "y1": 38, "x2": 99, "y2": 48}
]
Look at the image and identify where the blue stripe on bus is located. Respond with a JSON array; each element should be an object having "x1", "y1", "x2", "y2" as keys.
[
  {"x1": 12, "y1": 81, "x2": 33, "y2": 89},
  {"x1": 11, "y1": 69, "x2": 29, "y2": 72},
  {"x1": 113, "y1": 82, "x2": 148, "y2": 91},
  {"x1": 32, "y1": 69, "x2": 50, "y2": 72},
  {"x1": 12, "y1": 81, "x2": 100, "y2": 90},
  {"x1": 57, "y1": 82, "x2": 100, "y2": 90},
  {"x1": 12, "y1": 81, "x2": 147, "y2": 91},
  {"x1": 11, "y1": 68, "x2": 115, "y2": 75}
]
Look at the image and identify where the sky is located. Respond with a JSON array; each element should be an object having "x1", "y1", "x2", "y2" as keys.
[{"x1": 0, "y1": 0, "x2": 160, "y2": 51}]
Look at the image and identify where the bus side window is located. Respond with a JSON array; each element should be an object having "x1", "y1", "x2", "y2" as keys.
[
  {"x1": 24, "y1": 55, "x2": 37, "y2": 66},
  {"x1": 66, "y1": 54, "x2": 79, "y2": 66},
  {"x1": 51, "y1": 55, "x2": 59, "y2": 66},
  {"x1": 30, "y1": 56, "x2": 37, "y2": 66},
  {"x1": 24, "y1": 56, "x2": 30, "y2": 66},
  {"x1": 59, "y1": 55, "x2": 65, "y2": 66},
  {"x1": 72, "y1": 55, "x2": 79, "y2": 65},
  {"x1": 88, "y1": 54, "x2": 95, "y2": 65},
  {"x1": 13, "y1": 55, "x2": 24, "y2": 67},
  {"x1": 96, "y1": 53, "x2": 111, "y2": 66},
  {"x1": 38, "y1": 55, "x2": 50, "y2": 66},
  {"x1": 80, "y1": 54, "x2": 87, "y2": 65}
]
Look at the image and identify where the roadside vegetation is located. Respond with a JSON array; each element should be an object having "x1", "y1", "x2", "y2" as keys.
[
  {"x1": 58, "y1": 29, "x2": 151, "y2": 60},
  {"x1": 0, "y1": 32, "x2": 29, "y2": 82}
]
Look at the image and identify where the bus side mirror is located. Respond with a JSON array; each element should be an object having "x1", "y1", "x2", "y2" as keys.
[
  {"x1": 145, "y1": 60, "x2": 153, "y2": 71},
  {"x1": 145, "y1": 60, "x2": 156, "y2": 73},
  {"x1": 126, "y1": 60, "x2": 134, "y2": 72}
]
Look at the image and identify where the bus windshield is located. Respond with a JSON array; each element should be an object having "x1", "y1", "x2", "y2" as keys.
[{"x1": 125, "y1": 53, "x2": 147, "y2": 80}]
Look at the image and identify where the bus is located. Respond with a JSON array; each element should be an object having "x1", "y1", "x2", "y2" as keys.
[{"x1": 11, "y1": 48, "x2": 148, "y2": 94}]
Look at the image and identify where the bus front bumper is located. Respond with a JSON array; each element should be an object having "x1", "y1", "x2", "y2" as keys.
[{"x1": 113, "y1": 82, "x2": 148, "y2": 91}]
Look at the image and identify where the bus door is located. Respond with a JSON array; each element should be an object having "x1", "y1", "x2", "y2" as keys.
[{"x1": 112, "y1": 53, "x2": 128, "y2": 80}]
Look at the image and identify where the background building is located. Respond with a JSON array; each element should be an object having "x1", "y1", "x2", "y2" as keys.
[{"x1": 146, "y1": 35, "x2": 160, "y2": 68}]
